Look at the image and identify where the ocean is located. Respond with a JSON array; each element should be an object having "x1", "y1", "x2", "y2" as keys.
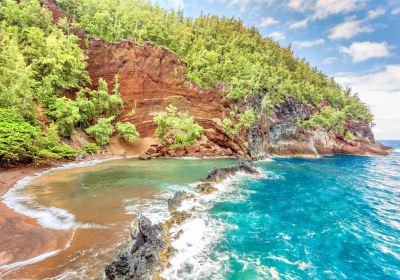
[
  {"x1": 2, "y1": 142, "x2": 399, "y2": 279},
  {"x1": 163, "y1": 140, "x2": 400, "y2": 279}
]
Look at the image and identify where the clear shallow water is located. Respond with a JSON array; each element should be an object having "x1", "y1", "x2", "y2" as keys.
[
  {"x1": 169, "y1": 141, "x2": 400, "y2": 280},
  {"x1": 1, "y1": 158, "x2": 235, "y2": 279}
]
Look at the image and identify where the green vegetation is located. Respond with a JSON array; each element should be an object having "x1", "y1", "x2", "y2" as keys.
[
  {"x1": 0, "y1": 0, "x2": 129, "y2": 164},
  {"x1": 83, "y1": 143, "x2": 101, "y2": 154},
  {"x1": 345, "y1": 131, "x2": 356, "y2": 141},
  {"x1": 0, "y1": 109, "x2": 79, "y2": 162},
  {"x1": 223, "y1": 109, "x2": 257, "y2": 136},
  {"x1": 86, "y1": 117, "x2": 115, "y2": 147},
  {"x1": 116, "y1": 122, "x2": 140, "y2": 143},
  {"x1": 0, "y1": 0, "x2": 374, "y2": 163},
  {"x1": 55, "y1": 0, "x2": 373, "y2": 128},
  {"x1": 154, "y1": 105, "x2": 203, "y2": 149},
  {"x1": 300, "y1": 107, "x2": 346, "y2": 134},
  {"x1": 0, "y1": 109, "x2": 40, "y2": 161}
]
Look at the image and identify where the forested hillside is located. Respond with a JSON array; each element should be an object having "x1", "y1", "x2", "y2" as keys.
[
  {"x1": 0, "y1": 0, "x2": 138, "y2": 164},
  {"x1": 0, "y1": 0, "x2": 377, "y2": 165}
]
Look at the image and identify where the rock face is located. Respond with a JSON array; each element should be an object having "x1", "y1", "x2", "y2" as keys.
[
  {"x1": 85, "y1": 40, "x2": 247, "y2": 158},
  {"x1": 266, "y1": 98, "x2": 389, "y2": 156},
  {"x1": 83, "y1": 41, "x2": 391, "y2": 157},
  {"x1": 45, "y1": 0, "x2": 389, "y2": 158},
  {"x1": 104, "y1": 216, "x2": 168, "y2": 280}
]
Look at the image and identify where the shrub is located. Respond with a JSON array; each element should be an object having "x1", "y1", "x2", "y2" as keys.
[
  {"x1": 38, "y1": 145, "x2": 79, "y2": 159},
  {"x1": 0, "y1": 109, "x2": 40, "y2": 162},
  {"x1": 239, "y1": 109, "x2": 257, "y2": 129},
  {"x1": 116, "y1": 122, "x2": 140, "y2": 143},
  {"x1": 83, "y1": 143, "x2": 100, "y2": 154},
  {"x1": 85, "y1": 117, "x2": 114, "y2": 146},
  {"x1": 153, "y1": 105, "x2": 203, "y2": 149},
  {"x1": 345, "y1": 131, "x2": 356, "y2": 141},
  {"x1": 301, "y1": 106, "x2": 346, "y2": 134},
  {"x1": 48, "y1": 97, "x2": 81, "y2": 137}
]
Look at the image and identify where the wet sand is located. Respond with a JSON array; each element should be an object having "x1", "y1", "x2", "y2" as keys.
[{"x1": 0, "y1": 167, "x2": 71, "y2": 270}]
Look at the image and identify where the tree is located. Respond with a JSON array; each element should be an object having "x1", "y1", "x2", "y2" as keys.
[
  {"x1": 0, "y1": 30, "x2": 35, "y2": 121},
  {"x1": 48, "y1": 97, "x2": 81, "y2": 137},
  {"x1": 85, "y1": 117, "x2": 115, "y2": 146}
]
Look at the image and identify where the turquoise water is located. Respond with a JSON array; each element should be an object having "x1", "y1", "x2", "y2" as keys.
[{"x1": 202, "y1": 141, "x2": 400, "y2": 279}]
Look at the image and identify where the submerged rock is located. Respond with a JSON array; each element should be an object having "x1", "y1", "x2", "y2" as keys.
[{"x1": 104, "y1": 216, "x2": 168, "y2": 280}]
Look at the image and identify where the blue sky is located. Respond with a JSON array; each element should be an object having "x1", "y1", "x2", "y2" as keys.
[{"x1": 154, "y1": 0, "x2": 400, "y2": 139}]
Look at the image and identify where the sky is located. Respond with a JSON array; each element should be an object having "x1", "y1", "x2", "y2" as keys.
[{"x1": 153, "y1": 0, "x2": 400, "y2": 140}]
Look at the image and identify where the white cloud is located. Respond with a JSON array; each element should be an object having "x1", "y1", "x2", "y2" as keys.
[
  {"x1": 289, "y1": 18, "x2": 309, "y2": 29},
  {"x1": 339, "y1": 41, "x2": 391, "y2": 62},
  {"x1": 323, "y1": 57, "x2": 337, "y2": 64},
  {"x1": 392, "y1": 7, "x2": 400, "y2": 15},
  {"x1": 329, "y1": 19, "x2": 373, "y2": 40},
  {"x1": 268, "y1": 31, "x2": 286, "y2": 41},
  {"x1": 312, "y1": 0, "x2": 360, "y2": 20},
  {"x1": 287, "y1": 0, "x2": 306, "y2": 11},
  {"x1": 260, "y1": 17, "x2": 279, "y2": 27},
  {"x1": 293, "y1": 39, "x2": 325, "y2": 48},
  {"x1": 329, "y1": 7, "x2": 385, "y2": 40},
  {"x1": 334, "y1": 65, "x2": 400, "y2": 139},
  {"x1": 367, "y1": 8, "x2": 385, "y2": 19},
  {"x1": 288, "y1": 0, "x2": 363, "y2": 29}
]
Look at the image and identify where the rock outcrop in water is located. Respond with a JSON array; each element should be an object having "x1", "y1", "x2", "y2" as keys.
[
  {"x1": 105, "y1": 159, "x2": 260, "y2": 279},
  {"x1": 206, "y1": 159, "x2": 258, "y2": 181},
  {"x1": 104, "y1": 216, "x2": 170, "y2": 280},
  {"x1": 44, "y1": 0, "x2": 390, "y2": 159}
]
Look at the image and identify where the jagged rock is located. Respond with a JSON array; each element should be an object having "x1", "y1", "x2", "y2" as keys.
[
  {"x1": 206, "y1": 158, "x2": 258, "y2": 182},
  {"x1": 167, "y1": 191, "x2": 194, "y2": 212},
  {"x1": 105, "y1": 216, "x2": 166, "y2": 280},
  {"x1": 196, "y1": 182, "x2": 217, "y2": 194},
  {"x1": 168, "y1": 211, "x2": 192, "y2": 225}
]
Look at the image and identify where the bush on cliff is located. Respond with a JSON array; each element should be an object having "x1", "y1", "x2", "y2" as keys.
[
  {"x1": 300, "y1": 106, "x2": 346, "y2": 134},
  {"x1": 154, "y1": 105, "x2": 203, "y2": 149},
  {"x1": 0, "y1": 109, "x2": 79, "y2": 163},
  {"x1": 116, "y1": 122, "x2": 140, "y2": 143},
  {"x1": 86, "y1": 117, "x2": 115, "y2": 147}
]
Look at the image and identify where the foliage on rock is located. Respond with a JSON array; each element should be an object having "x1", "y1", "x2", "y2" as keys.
[
  {"x1": 86, "y1": 117, "x2": 115, "y2": 147},
  {"x1": 154, "y1": 105, "x2": 203, "y2": 149},
  {"x1": 116, "y1": 122, "x2": 140, "y2": 143}
]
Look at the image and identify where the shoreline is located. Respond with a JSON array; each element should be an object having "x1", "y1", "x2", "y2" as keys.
[
  {"x1": 0, "y1": 155, "x2": 238, "y2": 275},
  {"x1": 0, "y1": 157, "x2": 124, "y2": 271},
  {"x1": 0, "y1": 165, "x2": 70, "y2": 270},
  {"x1": 0, "y1": 150, "x2": 395, "y2": 275}
]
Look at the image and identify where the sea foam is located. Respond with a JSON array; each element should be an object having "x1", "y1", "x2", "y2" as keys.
[
  {"x1": 1, "y1": 158, "x2": 116, "y2": 230},
  {"x1": 160, "y1": 172, "x2": 258, "y2": 279}
]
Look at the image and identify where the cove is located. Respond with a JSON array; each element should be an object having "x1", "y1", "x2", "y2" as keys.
[{"x1": 1, "y1": 158, "x2": 235, "y2": 279}]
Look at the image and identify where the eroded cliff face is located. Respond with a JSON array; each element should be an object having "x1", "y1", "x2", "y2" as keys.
[
  {"x1": 45, "y1": 0, "x2": 389, "y2": 158},
  {"x1": 86, "y1": 40, "x2": 247, "y2": 158}
]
